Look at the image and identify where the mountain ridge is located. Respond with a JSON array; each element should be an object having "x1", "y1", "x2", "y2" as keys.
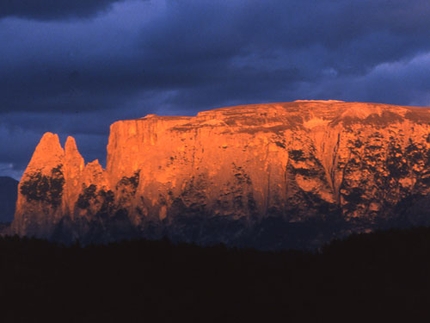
[{"x1": 11, "y1": 101, "x2": 430, "y2": 248}]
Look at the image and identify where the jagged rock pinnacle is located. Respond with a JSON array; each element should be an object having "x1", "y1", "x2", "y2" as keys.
[{"x1": 27, "y1": 132, "x2": 64, "y2": 172}]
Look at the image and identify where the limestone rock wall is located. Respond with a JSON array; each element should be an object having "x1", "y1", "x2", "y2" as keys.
[{"x1": 11, "y1": 101, "x2": 430, "y2": 247}]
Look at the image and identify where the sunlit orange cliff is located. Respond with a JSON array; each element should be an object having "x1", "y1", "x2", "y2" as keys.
[{"x1": 11, "y1": 101, "x2": 430, "y2": 248}]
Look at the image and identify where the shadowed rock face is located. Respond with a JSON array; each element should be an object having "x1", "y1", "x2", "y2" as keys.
[{"x1": 11, "y1": 101, "x2": 430, "y2": 249}]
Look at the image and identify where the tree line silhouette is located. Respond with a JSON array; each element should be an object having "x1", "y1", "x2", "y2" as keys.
[{"x1": 0, "y1": 227, "x2": 429, "y2": 322}]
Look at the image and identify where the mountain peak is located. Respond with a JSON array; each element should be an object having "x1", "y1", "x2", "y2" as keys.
[
  {"x1": 11, "y1": 101, "x2": 430, "y2": 248},
  {"x1": 64, "y1": 135, "x2": 84, "y2": 172},
  {"x1": 64, "y1": 136, "x2": 78, "y2": 153},
  {"x1": 26, "y1": 132, "x2": 64, "y2": 174},
  {"x1": 37, "y1": 132, "x2": 62, "y2": 152}
]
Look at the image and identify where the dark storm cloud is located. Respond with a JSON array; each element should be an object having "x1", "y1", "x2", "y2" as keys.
[
  {"x1": 1, "y1": 0, "x2": 430, "y2": 179},
  {"x1": 132, "y1": 0, "x2": 430, "y2": 110},
  {"x1": 2, "y1": 0, "x2": 430, "y2": 114},
  {"x1": 0, "y1": 0, "x2": 128, "y2": 20}
]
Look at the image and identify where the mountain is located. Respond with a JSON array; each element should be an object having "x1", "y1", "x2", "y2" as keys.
[
  {"x1": 11, "y1": 101, "x2": 430, "y2": 248},
  {"x1": 0, "y1": 176, "x2": 18, "y2": 223}
]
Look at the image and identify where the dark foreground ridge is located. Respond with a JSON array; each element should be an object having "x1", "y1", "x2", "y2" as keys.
[{"x1": 1, "y1": 226, "x2": 430, "y2": 322}]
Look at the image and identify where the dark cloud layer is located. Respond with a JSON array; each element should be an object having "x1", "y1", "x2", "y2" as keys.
[
  {"x1": 0, "y1": 0, "x2": 127, "y2": 20},
  {"x1": 1, "y1": 0, "x2": 430, "y2": 179}
]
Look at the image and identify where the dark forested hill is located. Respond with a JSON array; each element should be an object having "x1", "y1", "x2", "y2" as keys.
[
  {"x1": 0, "y1": 176, "x2": 18, "y2": 223},
  {"x1": 1, "y1": 227, "x2": 430, "y2": 322}
]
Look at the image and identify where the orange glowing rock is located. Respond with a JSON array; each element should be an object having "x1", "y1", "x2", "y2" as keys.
[{"x1": 11, "y1": 101, "x2": 430, "y2": 246}]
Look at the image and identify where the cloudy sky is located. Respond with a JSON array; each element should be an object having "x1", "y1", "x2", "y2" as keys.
[{"x1": 1, "y1": 0, "x2": 430, "y2": 180}]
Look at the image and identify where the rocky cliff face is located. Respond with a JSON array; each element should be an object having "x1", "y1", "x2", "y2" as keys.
[{"x1": 11, "y1": 101, "x2": 430, "y2": 249}]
